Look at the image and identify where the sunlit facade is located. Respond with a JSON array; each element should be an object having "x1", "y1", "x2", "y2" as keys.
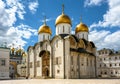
[{"x1": 27, "y1": 5, "x2": 96, "y2": 79}]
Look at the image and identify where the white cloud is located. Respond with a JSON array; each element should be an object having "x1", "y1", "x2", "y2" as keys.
[
  {"x1": 0, "y1": 0, "x2": 37, "y2": 49},
  {"x1": 6, "y1": 0, "x2": 26, "y2": 19},
  {"x1": 89, "y1": 0, "x2": 120, "y2": 29},
  {"x1": 3, "y1": 24, "x2": 37, "y2": 48},
  {"x1": 85, "y1": 0, "x2": 120, "y2": 50},
  {"x1": 89, "y1": 30, "x2": 120, "y2": 50},
  {"x1": 84, "y1": 0, "x2": 103, "y2": 7},
  {"x1": 28, "y1": 1, "x2": 39, "y2": 14}
]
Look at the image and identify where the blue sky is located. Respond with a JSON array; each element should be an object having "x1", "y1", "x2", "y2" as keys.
[{"x1": 0, "y1": 0, "x2": 120, "y2": 51}]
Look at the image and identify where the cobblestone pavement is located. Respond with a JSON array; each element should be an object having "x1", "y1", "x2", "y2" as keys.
[{"x1": 0, "y1": 79, "x2": 120, "y2": 84}]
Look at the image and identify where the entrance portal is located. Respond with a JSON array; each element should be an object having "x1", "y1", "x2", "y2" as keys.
[{"x1": 40, "y1": 50, "x2": 50, "y2": 77}]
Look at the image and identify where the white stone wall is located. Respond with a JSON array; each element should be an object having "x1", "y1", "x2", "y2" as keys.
[
  {"x1": 38, "y1": 33, "x2": 51, "y2": 42},
  {"x1": 64, "y1": 38, "x2": 71, "y2": 79},
  {"x1": 56, "y1": 23, "x2": 71, "y2": 35},
  {"x1": 97, "y1": 49, "x2": 120, "y2": 78},
  {"x1": 0, "y1": 48, "x2": 10, "y2": 79},
  {"x1": 76, "y1": 32, "x2": 88, "y2": 40},
  {"x1": 35, "y1": 45, "x2": 42, "y2": 77},
  {"x1": 53, "y1": 39, "x2": 64, "y2": 78},
  {"x1": 29, "y1": 48, "x2": 35, "y2": 78}
]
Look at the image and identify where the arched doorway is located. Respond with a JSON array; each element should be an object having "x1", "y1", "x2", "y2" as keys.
[{"x1": 39, "y1": 50, "x2": 50, "y2": 78}]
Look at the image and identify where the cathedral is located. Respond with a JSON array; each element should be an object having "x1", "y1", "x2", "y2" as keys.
[{"x1": 27, "y1": 5, "x2": 96, "y2": 79}]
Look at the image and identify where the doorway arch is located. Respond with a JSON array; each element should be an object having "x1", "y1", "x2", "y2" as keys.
[{"x1": 39, "y1": 50, "x2": 50, "y2": 77}]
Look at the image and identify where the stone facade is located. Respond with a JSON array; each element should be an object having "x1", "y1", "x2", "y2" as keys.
[
  {"x1": 0, "y1": 47, "x2": 10, "y2": 79},
  {"x1": 17, "y1": 54, "x2": 27, "y2": 77},
  {"x1": 27, "y1": 35, "x2": 96, "y2": 79},
  {"x1": 96, "y1": 48, "x2": 120, "y2": 78},
  {"x1": 9, "y1": 45, "x2": 26, "y2": 78},
  {"x1": 26, "y1": 5, "x2": 96, "y2": 79}
]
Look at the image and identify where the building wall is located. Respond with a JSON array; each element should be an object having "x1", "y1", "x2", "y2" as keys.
[
  {"x1": 53, "y1": 39, "x2": 64, "y2": 78},
  {"x1": 76, "y1": 32, "x2": 88, "y2": 41},
  {"x1": 96, "y1": 48, "x2": 120, "y2": 78},
  {"x1": 35, "y1": 45, "x2": 42, "y2": 78},
  {"x1": 29, "y1": 48, "x2": 35, "y2": 78},
  {"x1": 38, "y1": 33, "x2": 51, "y2": 42},
  {"x1": 56, "y1": 23, "x2": 71, "y2": 35},
  {"x1": 0, "y1": 48, "x2": 10, "y2": 79}
]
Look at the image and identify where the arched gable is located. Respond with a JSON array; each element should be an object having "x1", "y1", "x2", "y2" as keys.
[
  {"x1": 27, "y1": 46, "x2": 33, "y2": 52},
  {"x1": 50, "y1": 35, "x2": 62, "y2": 46},
  {"x1": 69, "y1": 35, "x2": 77, "y2": 48},
  {"x1": 77, "y1": 39, "x2": 86, "y2": 49},
  {"x1": 90, "y1": 41, "x2": 96, "y2": 48},
  {"x1": 86, "y1": 42, "x2": 93, "y2": 52}
]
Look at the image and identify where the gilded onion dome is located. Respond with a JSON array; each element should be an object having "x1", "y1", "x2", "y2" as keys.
[
  {"x1": 11, "y1": 47, "x2": 15, "y2": 51},
  {"x1": 22, "y1": 52, "x2": 26, "y2": 56},
  {"x1": 55, "y1": 4, "x2": 71, "y2": 26},
  {"x1": 75, "y1": 22, "x2": 89, "y2": 33},
  {"x1": 38, "y1": 17, "x2": 52, "y2": 35}
]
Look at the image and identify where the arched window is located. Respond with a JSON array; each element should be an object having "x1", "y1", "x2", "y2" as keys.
[
  {"x1": 104, "y1": 72, "x2": 107, "y2": 74},
  {"x1": 48, "y1": 35, "x2": 49, "y2": 40},
  {"x1": 110, "y1": 64, "x2": 112, "y2": 67},
  {"x1": 100, "y1": 64, "x2": 101, "y2": 67},
  {"x1": 46, "y1": 44, "x2": 47, "y2": 50},
  {"x1": 69, "y1": 27, "x2": 70, "y2": 33},
  {"x1": 43, "y1": 35, "x2": 45, "y2": 40},
  {"x1": 104, "y1": 58, "x2": 106, "y2": 60},
  {"x1": 82, "y1": 34, "x2": 84, "y2": 38},
  {"x1": 63, "y1": 26, "x2": 64, "y2": 32}
]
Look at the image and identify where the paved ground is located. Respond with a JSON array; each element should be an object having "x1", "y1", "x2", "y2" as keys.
[{"x1": 0, "y1": 79, "x2": 120, "y2": 84}]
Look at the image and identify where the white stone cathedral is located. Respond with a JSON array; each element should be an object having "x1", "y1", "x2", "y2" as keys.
[{"x1": 27, "y1": 5, "x2": 96, "y2": 79}]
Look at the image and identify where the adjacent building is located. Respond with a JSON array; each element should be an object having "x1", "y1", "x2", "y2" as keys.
[
  {"x1": 27, "y1": 5, "x2": 96, "y2": 79},
  {"x1": 96, "y1": 48, "x2": 120, "y2": 78},
  {"x1": 0, "y1": 47, "x2": 10, "y2": 79},
  {"x1": 9, "y1": 45, "x2": 25, "y2": 78},
  {"x1": 17, "y1": 52, "x2": 27, "y2": 77}
]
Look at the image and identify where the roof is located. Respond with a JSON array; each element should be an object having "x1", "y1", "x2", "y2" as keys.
[
  {"x1": 70, "y1": 48, "x2": 95, "y2": 56},
  {"x1": 0, "y1": 47, "x2": 10, "y2": 49}
]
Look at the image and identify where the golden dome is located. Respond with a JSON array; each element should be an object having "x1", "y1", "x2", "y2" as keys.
[
  {"x1": 75, "y1": 22, "x2": 89, "y2": 33},
  {"x1": 22, "y1": 52, "x2": 27, "y2": 57},
  {"x1": 38, "y1": 24, "x2": 52, "y2": 35},
  {"x1": 11, "y1": 47, "x2": 15, "y2": 51},
  {"x1": 55, "y1": 13, "x2": 72, "y2": 26},
  {"x1": 55, "y1": 4, "x2": 71, "y2": 26}
]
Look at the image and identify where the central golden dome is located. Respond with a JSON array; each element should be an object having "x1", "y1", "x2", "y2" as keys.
[
  {"x1": 38, "y1": 24, "x2": 52, "y2": 35},
  {"x1": 55, "y1": 4, "x2": 71, "y2": 26},
  {"x1": 55, "y1": 13, "x2": 71, "y2": 26},
  {"x1": 75, "y1": 22, "x2": 89, "y2": 33}
]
